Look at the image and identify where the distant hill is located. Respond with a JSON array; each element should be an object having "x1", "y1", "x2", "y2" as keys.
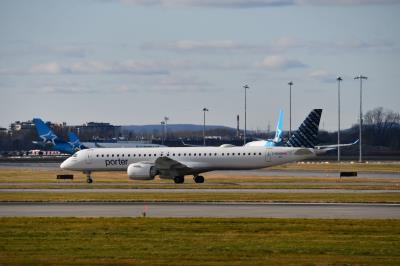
[{"x1": 121, "y1": 124, "x2": 236, "y2": 133}]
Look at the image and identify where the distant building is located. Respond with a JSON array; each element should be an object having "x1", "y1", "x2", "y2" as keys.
[
  {"x1": 10, "y1": 121, "x2": 35, "y2": 132},
  {"x1": 75, "y1": 122, "x2": 120, "y2": 140},
  {"x1": 0, "y1": 127, "x2": 8, "y2": 138}
]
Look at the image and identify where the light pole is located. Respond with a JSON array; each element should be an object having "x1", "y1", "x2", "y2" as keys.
[
  {"x1": 243, "y1": 84, "x2": 249, "y2": 145},
  {"x1": 202, "y1": 108, "x2": 209, "y2": 146},
  {"x1": 288, "y1": 81, "x2": 293, "y2": 137},
  {"x1": 354, "y1": 75, "x2": 367, "y2": 163},
  {"x1": 337, "y1": 77, "x2": 342, "y2": 162},
  {"x1": 160, "y1": 121, "x2": 165, "y2": 145},
  {"x1": 164, "y1": 116, "x2": 169, "y2": 141}
]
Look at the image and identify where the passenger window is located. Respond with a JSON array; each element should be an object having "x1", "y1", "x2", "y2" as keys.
[
  {"x1": 96, "y1": 154, "x2": 99, "y2": 157},
  {"x1": 227, "y1": 153, "x2": 230, "y2": 156},
  {"x1": 248, "y1": 153, "x2": 251, "y2": 155},
  {"x1": 214, "y1": 153, "x2": 217, "y2": 156},
  {"x1": 232, "y1": 153, "x2": 235, "y2": 156},
  {"x1": 178, "y1": 153, "x2": 181, "y2": 156},
  {"x1": 117, "y1": 154, "x2": 119, "y2": 157},
  {"x1": 238, "y1": 153, "x2": 241, "y2": 155},
  {"x1": 107, "y1": 154, "x2": 109, "y2": 157},
  {"x1": 254, "y1": 153, "x2": 256, "y2": 155},
  {"x1": 184, "y1": 153, "x2": 186, "y2": 156},
  {"x1": 112, "y1": 154, "x2": 114, "y2": 157},
  {"x1": 222, "y1": 153, "x2": 224, "y2": 156},
  {"x1": 154, "y1": 154, "x2": 156, "y2": 157},
  {"x1": 189, "y1": 153, "x2": 191, "y2": 156},
  {"x1": 102, "y1": 154, "x2": 104, "y2": 157},
  {"x1": 173, "y1": 153, "x2": 175, "y2": 156},
  {"x1": 139, "y1": 154, "x2": 141, "y2": 157},
  {"x1": 194, "y1": 153, "x2": 197, "y2": 156},
  {"x1": 259, "y1": 153, "x2": 262, "y2": 155},
  {"x1": 144, "y1": 154, "x2": 146, "y2": 157}
]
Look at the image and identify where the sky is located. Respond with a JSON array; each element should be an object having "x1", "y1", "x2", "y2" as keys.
[{"x1": 0, "y1": 0, "x2": 399, "y2": 132}]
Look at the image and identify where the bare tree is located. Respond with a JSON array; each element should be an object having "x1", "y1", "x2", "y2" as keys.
[{"x1": 364, "y1": 107, "x2": 400, "y2": 148}]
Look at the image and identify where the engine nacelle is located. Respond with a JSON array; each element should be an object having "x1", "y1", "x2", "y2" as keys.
[{"x1": 127, "y1": 162, "x2": 158, "y2": 180}]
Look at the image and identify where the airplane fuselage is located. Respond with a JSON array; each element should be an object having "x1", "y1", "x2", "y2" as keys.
[{"x1": 61, "y1": 146, "x2": 315, "y2": 174}]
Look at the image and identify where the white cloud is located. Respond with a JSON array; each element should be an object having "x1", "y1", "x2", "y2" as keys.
[
  {"x1": 259, "y1": 55, "x2": 306, "y2": 70},
  {"x1": 120, "y1": 0, "x2": 293, "y2": 8},
  {"x1": 142, "y1": 40, "x2": 248, "y2": 51},
  {"x1": 0, "y1": 60, "x2": 170, "y2": 75},
  {"x1": 141, "y1": 38, "x2": 395, "y2": 54},
  {"x1": 308, "y1": 70, "x2": 337, "y2": 83},
  {"x1": 108, "y1": 76, "x2": 215, "y2": 94},
  {"x1": 0, "y1": 59, "x2": 248, "y2": 76},
  {"x1": 118, "y1": 0, "x2": 399, "y2": 8},
  {"x1": 28, "y1": 62, "x2": 63, "y2": 74}
]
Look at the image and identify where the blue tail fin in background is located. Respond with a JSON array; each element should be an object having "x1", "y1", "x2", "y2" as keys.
[
  {"x1": 32, "y1": 118, "x2": 59, "y2": 145},
  {"x1": 68, "y1": 132, "x2": 85, "y2": 151},
  {"x1": 285, "y1": 109, "x2": 322, "y2": 148}
]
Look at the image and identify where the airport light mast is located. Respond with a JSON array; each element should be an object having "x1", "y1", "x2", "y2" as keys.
[
  {"x1": 160, "y1": 121, "x2": 165, "y2": 145},
  {"x1": 202, "y1": 107, "x2": 209, "y2": 146},
  {"x1": 354, "y1": 75, "x2": 367, "y2": 163},
  {"x1": 288, "y1": 81, "x2": 293, "y2": 137},
  {"x1": 243, "y1": 84, "x2": 249, "y2": 145},
  {"x1": 337, "y1": 76, "x2": 342, "y2": 162},
  {"x1": 164, "y1": 116, "x2": 169, "y2": 141}
]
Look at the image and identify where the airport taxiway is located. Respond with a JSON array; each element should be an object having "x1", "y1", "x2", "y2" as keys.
[
  {"x1": 1, "y1": 188, "x2": 399, "y2": 193},
  {"x1": 1, "y1": 202, "x2": 399, "y2": 219},
  {"x1": 1, "y1": 162, "x2": 399, "y2": 178}
]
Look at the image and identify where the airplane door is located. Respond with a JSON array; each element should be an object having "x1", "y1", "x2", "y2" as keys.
[
  {"x1": 85, "y1": 150, "x2": 93, "y2": 164},
  {"x1": 265, "y1": 148, "x2": 272, "y2": 162}
]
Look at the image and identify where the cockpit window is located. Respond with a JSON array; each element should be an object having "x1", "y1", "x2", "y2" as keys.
[{"x1": 72, "y1": 153, "x2": 78, "y2": 158}]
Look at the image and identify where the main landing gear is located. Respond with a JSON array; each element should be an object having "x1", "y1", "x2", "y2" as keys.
[
  {"x1": 84, "y1": 171, "x2": 93, "y2": 184},
  {"x1": 173, "y1": 176, "x2": 184, "y2": 184},
  {"x1": 173, "y1": 175, "x2": 205, "y2": 184},
  {"x1": 194, "y1": 175, "x2": 205, "y2": 184}
]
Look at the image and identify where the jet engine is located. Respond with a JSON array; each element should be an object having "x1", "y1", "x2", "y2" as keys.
[{"x1": 127, "y1": 162, "x2": 158, "y2": 180}]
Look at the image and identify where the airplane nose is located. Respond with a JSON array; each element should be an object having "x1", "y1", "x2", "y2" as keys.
[{"x1": 60, "y1": 158, "x2": 71, "y2": 170}]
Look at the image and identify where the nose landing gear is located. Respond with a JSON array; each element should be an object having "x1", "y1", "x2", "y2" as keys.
[{"x1": 84, "y1": 171, "x2": 93, "y2": 184}]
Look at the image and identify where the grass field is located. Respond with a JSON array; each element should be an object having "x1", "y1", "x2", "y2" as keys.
[
  {"x1": 1, "y1": 217, "x2": 399, "y2": 265},
  {"x1": 1, "y1": 192, "x2": 399, "y2": 203},
  {"x1": 1, "y1": 165, "x2": 399, "y2": 203}
]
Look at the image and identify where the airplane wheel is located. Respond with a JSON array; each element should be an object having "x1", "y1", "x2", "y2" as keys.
[
  {"x1": 174, "y1": 176, "x2": 184, "y2": 184},
  {"x1": 194, "y1": 175, "x2": 204, "y2": 183},
  {"x1": 86, "y1": 178, "x2": 93, "y2": 184}
]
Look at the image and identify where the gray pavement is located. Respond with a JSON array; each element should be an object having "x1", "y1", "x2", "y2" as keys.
[
  {"x1": 1, "y1": 202, "x2": 399, "y2": 219},
  {"x1": 0, "y1": 181, "x2": 398, "y2": 186},
  {"x1": 1, "y1": 162, "x2": 399, "y2": 178},
  {"x1": 1, "y1": 188, "x2": 399, "y2": 193}
]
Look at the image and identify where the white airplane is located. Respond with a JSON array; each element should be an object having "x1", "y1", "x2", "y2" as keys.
[{"x1": 60, "y1": 109, "x2": 339, "y2": 184}]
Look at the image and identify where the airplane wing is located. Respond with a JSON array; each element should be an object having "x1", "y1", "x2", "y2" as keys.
[
  {"x1": 315, "y1": 139, "x2": 359, "y2": 151},
  {"x1": 155, "y1": 156, "x2": 194, "y2": 176}
]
